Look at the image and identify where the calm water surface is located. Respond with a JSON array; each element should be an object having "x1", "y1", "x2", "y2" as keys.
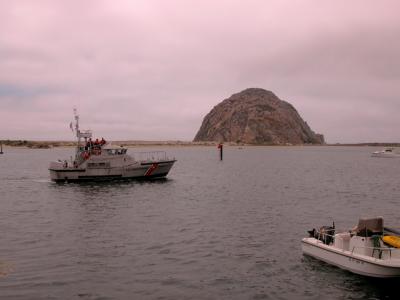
[{"x1": 1, "y1": 146, "x2": 400, "y2": 299}]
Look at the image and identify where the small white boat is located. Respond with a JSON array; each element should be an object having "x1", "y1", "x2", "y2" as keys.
[
  {"x1": 371, "y1": 148, "x2": 400, "y2": 158},
  {"x1": 302, "y1": 217, "x2": 400, "y2": 278}
]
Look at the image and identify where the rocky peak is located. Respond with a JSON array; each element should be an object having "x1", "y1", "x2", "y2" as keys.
[{"x1": 193, "y1": 88, "x2": 324, "y2": 145}]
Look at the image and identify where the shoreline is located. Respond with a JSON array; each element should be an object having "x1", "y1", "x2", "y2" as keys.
[{"x1": 1, "y1": 140, "x2": 399, "y2": 149}]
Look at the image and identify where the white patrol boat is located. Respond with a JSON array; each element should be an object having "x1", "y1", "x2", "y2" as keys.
[
  {"x1": 302, "y1": 217, "x2": 400, "y2": 278},
  {"x1": 49, "y1": 110, "x2": 176, "y2": 182}
]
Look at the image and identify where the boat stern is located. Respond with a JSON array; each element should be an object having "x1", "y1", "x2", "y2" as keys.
[{"x1": 49, "y1": 161, "x2": 85, "y2": 182}]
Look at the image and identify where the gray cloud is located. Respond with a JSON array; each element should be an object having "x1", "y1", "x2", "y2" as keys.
[{"x1": 0, "y1": 0, "x2": 399, "y2": 142}]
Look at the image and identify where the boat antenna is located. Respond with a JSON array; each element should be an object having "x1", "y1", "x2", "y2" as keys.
[
  {"x1": 73, "y1": 108, "x2": 79, "y2": 139},
  {"x1": 72, "y1": 107, "x2": 82, "y2": 157},
  {"x1": 72, "y1": 108, "x2": 92, "y2": 156}
]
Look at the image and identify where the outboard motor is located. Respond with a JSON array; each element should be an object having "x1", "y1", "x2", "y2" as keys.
[{"x1": 308, "y1": 222, "x2": 335, "y2": 245}]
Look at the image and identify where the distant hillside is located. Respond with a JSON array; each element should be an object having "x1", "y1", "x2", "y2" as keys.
[
  {"x1": 194, "y1": 88, "x2": 324, "y2": 145},
  {"x1": 0, "y1": 140, "x2": 75, "y2": 148}
]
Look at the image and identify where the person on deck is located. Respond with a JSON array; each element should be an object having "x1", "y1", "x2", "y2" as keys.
[{"x1": 85, "y1": 138, "x2": 90, "y2": 150}]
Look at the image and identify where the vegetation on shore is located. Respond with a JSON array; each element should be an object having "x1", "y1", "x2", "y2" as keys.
[
  {"x1": 0, "y1": 140, "x2": 221, "y2": 148},
  {"x1": 1, "y1": 139, "x2": 400, "y2": 149},
  {"x1": 0, "y1": 140, "x2": 75, "y2": 149}
]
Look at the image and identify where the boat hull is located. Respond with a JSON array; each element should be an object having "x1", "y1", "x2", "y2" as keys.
[
  {"x1": 49, "y1": 160, "x2": 176, "y2": 182},
  {"x1": 302, "y1": 238, "x2": 400, "y2": 278},
  {"x1": 371, "y1": 154, "x2": 400, "y2": 158},
  {"x1": 371, "y1": 151, "x2": 400, "y2": 158}
]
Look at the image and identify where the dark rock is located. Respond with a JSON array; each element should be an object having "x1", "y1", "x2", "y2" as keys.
[{"x1": 193, "y1": 88, "x2": 324, "y2": 145}]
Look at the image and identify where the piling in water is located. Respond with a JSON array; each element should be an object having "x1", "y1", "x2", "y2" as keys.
[{"x1": 218, "y1": 143, "x2": 223, "y2": 160}]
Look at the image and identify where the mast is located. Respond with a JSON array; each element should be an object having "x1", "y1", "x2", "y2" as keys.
[
  {"x1": 73, "y1": 108, "x2": 80, "y2": 149},
  {"x1": 72, "y1": 108, "x2": 92, "y2": 157}
]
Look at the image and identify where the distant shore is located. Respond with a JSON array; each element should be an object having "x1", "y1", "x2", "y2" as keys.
[
  {"x1": 1, "y1": 139, "x2": 399, "y2": 149},
  {"x1": 0, "y1": 140, "x2": 219, "y2": 149}
]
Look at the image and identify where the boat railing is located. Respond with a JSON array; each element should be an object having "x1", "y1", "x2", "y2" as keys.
[
  {"x1": 351, "y1": 245, "x2": 393, "y2": 259},
  {"x1": 132, "y1": 151, "x2": 170, "y2": 162},
  {"x1": 313, "y1": 230, "x2": 397, "y2": 259},
  {"x1": 314, "y1": 230, "x2": 336, "y2": 245},
  {"x1": 315, "y1": 231, "x2": 335, "y2": 238}
]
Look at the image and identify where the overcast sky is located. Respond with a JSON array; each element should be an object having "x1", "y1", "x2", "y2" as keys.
[{"x1": 0, "y1": 0, "x2": 399, "y2": 143}]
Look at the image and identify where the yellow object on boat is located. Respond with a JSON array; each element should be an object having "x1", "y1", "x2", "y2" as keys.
[{"x1": 382, "y1": 235, "x2": 400, "y2": 248}]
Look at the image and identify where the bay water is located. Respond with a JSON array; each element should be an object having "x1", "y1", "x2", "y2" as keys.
[{"x1": 1, "y1": 146, "x2": 399, "y2": 299}]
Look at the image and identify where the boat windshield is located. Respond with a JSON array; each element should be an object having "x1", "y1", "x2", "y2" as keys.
[{"x1": 105, "y1": 148, "x2": 127, "y2": 155}]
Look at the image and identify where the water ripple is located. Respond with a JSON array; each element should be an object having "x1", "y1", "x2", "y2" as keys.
[{"x1": 1, "y1": 147, "x2": 399, "y2": 299}]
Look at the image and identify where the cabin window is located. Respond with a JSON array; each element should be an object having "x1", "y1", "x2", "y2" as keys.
[{"x1": 104, "y1": 148, "x2": 126, "y2": 155}]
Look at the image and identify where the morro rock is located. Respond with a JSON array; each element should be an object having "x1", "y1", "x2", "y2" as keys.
[{"x1": 193, "y1": 88, "x2": 324, "y2": 145}]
